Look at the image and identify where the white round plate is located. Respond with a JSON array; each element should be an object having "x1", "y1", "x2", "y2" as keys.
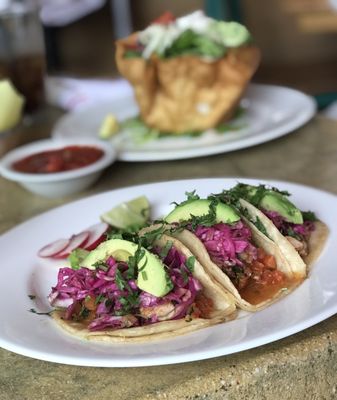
[
  {"x1": 52, "y1": 84, "x2": 316, "y2": 162},
  {"x1": 0, "y1": 178, "x2": 335, "y2": 367}
]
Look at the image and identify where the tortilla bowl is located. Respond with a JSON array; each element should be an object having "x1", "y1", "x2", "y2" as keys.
[{"x1": 115, "y1": 34, "x2": 260, "y2": 133}]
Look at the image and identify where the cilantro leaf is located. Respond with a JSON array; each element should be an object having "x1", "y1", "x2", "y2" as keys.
[
  {"x1": 302, "y1": 211, "x2": 317, "y2": 221},
  {"x1": 186, "y1": 256, "x2": 196, "y2": 272},
  {"x1": 69, "y1": 248, "x2": 89, "y2": 270},
  {"x1": 159, "y1": 240, "x2": 173, "y2": 259}
]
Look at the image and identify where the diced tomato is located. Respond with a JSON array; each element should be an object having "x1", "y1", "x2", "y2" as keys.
[
  {"x1": 152, "y1": 11, "x2": 175, "y2": 25},
  {"x1": 257, "y1": 247, "x2": 267, "y2": 261},
  {"x1": 250, "y1": 249, "x2": 285, "y2": 286},
  {"x1": 262, "y1": 254, "x2": 277, "y2": 269},
  {"x1": 261, "y1": 269, "x2": 285, "y2": 285},
  {"x1": 251, "y1": 260, "x2": 265, "y2": 273},
  {"x1": 84, "y1": 296, "x2": 97, "y2": 311},
  {"x1": 256, "y1": 248, "x2": 277, "y2": 269},
  {"x1": 194, "y1": 294, "x2": 214, "y2": 318}
]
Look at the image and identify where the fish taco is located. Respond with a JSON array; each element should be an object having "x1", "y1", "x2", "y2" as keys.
[
  {"x1": 154, "y1": 192, "x2": 308, "y2": 311},
  {"x1": 48, "y1": 234, "x2": 236, "y2": 342},
  {"x1": 217, "y1": 183, "x2": 329, "y2": 269}
]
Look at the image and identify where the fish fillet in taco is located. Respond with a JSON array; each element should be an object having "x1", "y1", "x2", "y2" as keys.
[
  {"x1": 159, "y1": 193, "x2": 306, "y2": 311},
  {"x1": 48, "y1": 235, "x2": 236, "y2": 342}
]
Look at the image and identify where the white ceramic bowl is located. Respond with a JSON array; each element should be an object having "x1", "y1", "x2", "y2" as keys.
[{"x1": 0, "y1": 138, "x2": 117, "y2": 198}]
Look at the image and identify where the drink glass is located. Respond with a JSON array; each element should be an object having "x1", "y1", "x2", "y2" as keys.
[{"x1": 0, "y1": 1, "x2": 46, "y2": 113}]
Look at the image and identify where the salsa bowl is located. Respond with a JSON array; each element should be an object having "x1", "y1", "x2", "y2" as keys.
[{"x1": 0, "y1": 138, "x2": 116, "y2": 198}]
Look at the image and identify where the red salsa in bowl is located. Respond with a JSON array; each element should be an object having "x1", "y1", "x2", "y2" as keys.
[{"x1": 11, "y1": 145, "x2": 104, "y2": 174}]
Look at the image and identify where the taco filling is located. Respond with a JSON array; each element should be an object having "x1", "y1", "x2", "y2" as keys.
[
  {"x1": 49, "y1": 239, "x2": 219, "y2": 332},
  {"x1": 261, "y1": 210, "x2": 315, "y2": 257},
  {"x1": 188, "y1": 221, "x2": 287, "y2": 305},
  {"x1": 163, "y1": 195, "x2": 298, "y2": 309},
  {"x1": 215, "y1": 183, "x2": 328, "y2": 265}
]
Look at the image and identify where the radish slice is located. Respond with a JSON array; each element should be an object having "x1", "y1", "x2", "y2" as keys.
[
  {"x1": 38, "y1": 238, "x2": 70, "y2": 258},
  {"x1": 83, "y1": 222, "x2": 109, "y2": 250},
  {"x1": 55, "y1": 231, "x2": 90, "y2": 258}
]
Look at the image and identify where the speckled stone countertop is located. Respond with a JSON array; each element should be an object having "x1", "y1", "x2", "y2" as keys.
[{"x1": 0, "y1": 114, "x2": 336, "y2": 400}]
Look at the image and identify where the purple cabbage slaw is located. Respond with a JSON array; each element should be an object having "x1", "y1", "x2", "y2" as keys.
[
  {"x1": 189, "y1": 220, "x2": 262, "y2": 289},
  {"x1": 48, "y1": 245, "x2": 202, "y2": 331},
  {"x1": 192, "y1": 221, "x2": 258, "y2": 269},
  {"x1": 262, "y1": 210, "x2": 315, "y2": 238}
]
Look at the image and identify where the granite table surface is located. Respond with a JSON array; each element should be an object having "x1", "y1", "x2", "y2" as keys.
[{"x1": 0, "y1": 114, "x2": 336, "y2": 400}]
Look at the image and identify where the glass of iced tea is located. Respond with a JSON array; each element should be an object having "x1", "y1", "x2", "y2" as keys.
[{"x1": 0, "y1": 1, "x2": 46, "y2": 113}]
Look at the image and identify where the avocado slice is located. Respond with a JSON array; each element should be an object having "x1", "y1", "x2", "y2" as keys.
[
  {"x1": 165, "y1": 199, "x2": 240, "y2": 224},
  {"x1": 83, "y1": 238, "x2": 173, "y2": 297},
  {"x1": 229, "y1": 184, "x2": 303, "y2": 225},
  {"x1": 260, "y1": 192, "x2": 303, "y2": 224}
]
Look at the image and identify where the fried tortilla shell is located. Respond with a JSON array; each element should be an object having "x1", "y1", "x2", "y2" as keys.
[
  {"x1": 51, "y1": 234, "x2": 236, "y2": 342},
  {"x1": 115, "y1": 34, "x2": 260, "y2": 133}
]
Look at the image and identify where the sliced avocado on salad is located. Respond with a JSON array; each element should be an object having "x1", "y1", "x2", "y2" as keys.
[
  {"x1": 83, "y1": 238, "x2": 173, "y2": 297},
  {"x1": 165, "y1": 193, "x2": 240, "y2": 225},
  {"x1": 219, "y1": 183, "x2": 304, "y2": 224}
]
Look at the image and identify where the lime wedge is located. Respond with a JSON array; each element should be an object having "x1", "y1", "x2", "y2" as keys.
[
  {"x1": 0, "y1": 80, "x2": 24, "y2": 132},
  {"x1": 99, "y1": 114, "x2": 120, "y2": 139},
  {"x1": 100, "y1": 195, "x2": 150, "y2": 229}
]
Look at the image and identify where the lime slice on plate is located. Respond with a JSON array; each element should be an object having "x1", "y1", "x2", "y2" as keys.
[
  {"x1": 100, "y1": 195, "x2": 150, "y2": 229},
  {"x1": 99, "y1": 114, "x2": 120, "y2": 139}
]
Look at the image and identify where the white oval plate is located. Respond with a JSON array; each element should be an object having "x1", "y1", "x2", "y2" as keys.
[
  {"x1": 0, "y1": 178, "x2": 335, "y2": 367},
  {"x1": 52, "y1": 84, "x2": 316, "y2": 162}
]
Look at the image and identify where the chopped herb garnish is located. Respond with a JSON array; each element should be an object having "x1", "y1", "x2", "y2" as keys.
[
  {"x1": 29, "y1": 308, "x2": 52, "y2": 316},
  {"x1": 119, "y1": 297, "x2": 128, "y2": 305},
  {"x1": 28, "y1": 294, "x2": 36, "y2": 300},
  {"x1": 166, "y1": 275, "x2": 174, "y2": 291},
  {"x1": 253, "y1": 216, "x2": 270, "y2": 239},
  {"x1": 95, "y1": 294, "x2": 106, "y2": 305},
  {"x1": 93, "y1": 260, "x2": 109, "y2": 271},
  {"x1": 117, "y1": 292, "x2": 139, "y2": 314},
  {"x1": 181, "y1": 268, "x2": 189, "y2": 284},
  {"x1": 79, "y1": 306, "x2": 90, "y2": 319},
  {"x1": 302, "y1": 211, "x2": 317, "y2": 222},
  {"x1": 127, "y1": 243, "x2": 147, "y2": 276},
  {"x1": 189, "y1": 199, "x2": 218, "y2": 230},
  {"x1": 115, "y1": 268, "x2": 126, "y2": 290},
  {"x1": 108, "y1": 232, "x2": 124, "y2": 240},
  {"x1": 139, "y1": 225, "x2": 166, "y2": 247},
  {"x1": 159, "y1": 240, "x2": 173, "y2": 259},
  {"x1": 186, "y1": 256, "x2": 196, "y2": 272},
  {"x1": 69, "y1": 248, "x2": 89, "y2": 270},
  {"x1": 214, "y1": 183, "x2": 291, "y2": 210},
  {"x1": 286, "y1": 227, "x2": 301, "y2": 240},
  {"x1": 172, "y1": 190, "x2": 200, "y2": 207},
  {"x1": 141, "y1": 271, "x2": 148, "y2": 281}
]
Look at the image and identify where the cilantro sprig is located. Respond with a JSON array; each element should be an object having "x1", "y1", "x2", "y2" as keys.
[{"x1": 213, "y1": 183, "x2": 291, "y2": 209}]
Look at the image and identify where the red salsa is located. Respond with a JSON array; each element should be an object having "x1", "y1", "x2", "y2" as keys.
[{"x1": 12, "y1": 145, "x2": 104, "y2": 174}]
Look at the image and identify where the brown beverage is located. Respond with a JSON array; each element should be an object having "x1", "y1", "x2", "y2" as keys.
[
  {"x1": 0, "y1": 54, "x2": 45, "y2": 112},
  {"x1": 0, "y1": 2, "x2": 46, "y2": 113}
]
